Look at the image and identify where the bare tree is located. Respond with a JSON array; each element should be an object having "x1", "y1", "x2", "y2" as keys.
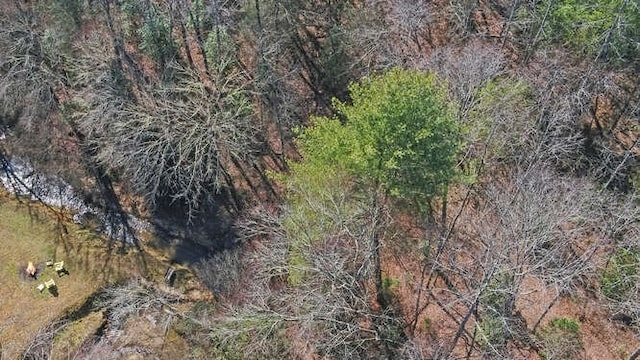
[
  {"x1": 21, "y1": 320, "x2": 70, "y2": 360},
  {"x1": 195, "y1": 246, "x2": 242, "y2": 298},
  {"x1": 407, "y1": 163, "x2": 607, "y2": 358},
  {"x1": 387, "y1": 0, "x2": 435, "y2": 53},
  {"x1": 78, "y1": 62, "x2": 257, "y2": 216},
  {"x1": 197, "y1": 174, "x2": 409, "y2": 359},
  {"x1": 97, "y1": 279, "x2": 180, "y2": 332},
  {"x1": 423, "y1": 42, "x2": 506, "y2": 118},
  {"x1": 0, "y1": 5, "x2": 60, "y2": 129},
  {"x1": 597, "y1": 190, "x2": 640, "y2": 335}
]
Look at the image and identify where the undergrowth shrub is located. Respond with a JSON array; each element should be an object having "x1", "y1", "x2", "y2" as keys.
[
  {"x1": 539, "y1": 317, "x2": 582, "y2": 360},
  {"x1": 601, "y1": 248, "x2": 639, "y2": 301}
]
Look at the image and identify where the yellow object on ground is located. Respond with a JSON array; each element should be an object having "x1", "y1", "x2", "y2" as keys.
[
  {"x1": 44, "y1": 278, "x2": 56, "y2": 289},
  {"x1": 54, "y1": 261, "x2": 66, "y2": 276}
]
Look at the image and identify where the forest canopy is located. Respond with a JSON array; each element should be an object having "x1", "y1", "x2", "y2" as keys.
[
  {"x1": 295, "y1": 68, "x2": 461, "y2": 205},
  {"x1": 543, "y1": 0, "x2": 640, "y2": 61},
  {"x1": 0, "y1": 0, "x2": 639, "y2": 359}
]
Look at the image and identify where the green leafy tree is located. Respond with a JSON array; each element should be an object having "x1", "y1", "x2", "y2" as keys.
[
  {"x1": 289, "y1": 68, "x2": 461, "y2": 318},
  {"x1": 297, "y1": 68, "x2": 461, "y2": 208},
  {"x1": 542, "y1": 0, "x2": 640, "y2": 62}
]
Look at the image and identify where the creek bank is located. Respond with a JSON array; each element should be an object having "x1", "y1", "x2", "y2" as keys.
[
  {"x1": 0, "y1": 157, "x2": 146, "y2": 243},
  {"x1": 0, "y1": 157, "x2": 233, "y2": 264}
]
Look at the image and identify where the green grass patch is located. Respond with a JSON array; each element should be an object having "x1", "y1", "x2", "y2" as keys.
[
  {"x1": 51, "y1": 310, "x2": 105, "y2": 358},
  {"x1": 0, "y1": 193, "x2": 160, "y2": 358}
]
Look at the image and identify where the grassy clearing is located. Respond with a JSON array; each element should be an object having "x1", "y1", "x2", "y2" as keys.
[{"x1": 0, "y1": 194, "x2": 163, "y2": 358}]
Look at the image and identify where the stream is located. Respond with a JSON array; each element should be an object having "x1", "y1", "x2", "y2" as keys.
[{"x1": 0, "y1": 157, "x2": 148, "y2": 244}]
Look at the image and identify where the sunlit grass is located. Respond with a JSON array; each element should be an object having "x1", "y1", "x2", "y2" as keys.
[{"x1": 0, "y1": 193, "x2": 153, "y2": 358}]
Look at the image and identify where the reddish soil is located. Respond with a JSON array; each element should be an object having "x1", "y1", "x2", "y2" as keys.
[{"x1": 380, "y1": 181, "x2": 640, "y2": 359}]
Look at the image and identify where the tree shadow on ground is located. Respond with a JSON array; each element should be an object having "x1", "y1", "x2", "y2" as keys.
[{"x1": 149, "y1": 193, "x2": 239, "y2": 266}]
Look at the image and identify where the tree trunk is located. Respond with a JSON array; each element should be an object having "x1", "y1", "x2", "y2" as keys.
[{"x1": 370, "y1": 189, "x2": 387, "y2": 309}]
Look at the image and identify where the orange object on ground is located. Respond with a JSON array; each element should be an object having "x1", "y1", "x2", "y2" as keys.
[{"x1": 26, "y1": 261, "x2": 36, "y2": 277}]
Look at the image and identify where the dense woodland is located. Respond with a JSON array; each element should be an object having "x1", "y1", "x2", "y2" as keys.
[{"x1": 1, "y1": 0, "x2": 640, "y2": 358}]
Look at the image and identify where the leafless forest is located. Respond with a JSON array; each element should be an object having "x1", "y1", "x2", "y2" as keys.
[{"x1": 1, "y1": 0, "x2": 640, "y2": 358}]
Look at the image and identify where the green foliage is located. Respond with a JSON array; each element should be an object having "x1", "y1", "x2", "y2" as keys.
[
  {"x1": 185, "y1": 0, "x2": 208, "y2": 30},
  {"x1": 173, "y1": 302, "x2": 213, "y2": 339},
  {"x1": 541, "y1": 0, "x2": 640, "y2": 62},
  {"x1": 317, "y1": 24, "x2": 353, "y2": 101},
  {"x1": 204, "y1": 26, "x2": 237, "y2": 73},
  {"x1": 284, "y1": 68, "x2": 461, "y2": 281},
  {"x1": 207, "y1": 316, "x2": 291, "y2": 360},
  {"x1": 548, "y1": 318, "x2": 580, "y2": 334},
  {"x1": 381, "y1": 276, "x2": 399, "y2": 305},
  {"x1": 477, "y1": 315, "x2": 509, "y2": 349},
  {"x1": 480, "y1": 271, "x2": 516, "y2": 318},
  {"x1": 420, "y1": 317, "x2": 434, "y2": 334},
  {"x1": 468, "y1": 78, "x2": 530, "y2": 136},
  {"x1": 298, "y1": 68, "x2": 461, "y2": 205},
  {"x1": 464, "y1": 77, "x2": 531, "y2": 171},
  {"x1": 477, "y1": 271, "x2": 516, "y2": 350},
  {"x1": 279, "y1": 167, "x2": 360, "y2": 285},
  {"x1": 539, "y1": 317, "x2": 582, "y2": 360},
  {"x1": 41, "y1": 28, "x2": 72, "y2": 70},
  {"x1": 284, "y1": 69, "x2": 462, "y2": 279},
  {"x1": 35, "y1": 1, "x2": 81, "y2": 69},
  {"x1": 600, "y1": 247, "x2": 639, "y2": 301},
  {"x1": 51, "y1": 0, "x2": 83, "y2": 28},
  {"x1": 120, "y1": 0, "x2": 141, "y2": 18},
  {"x1": 119, "y1": 1, "x2": 176, "y2": 67},
  {"x1": 174, "y1": 306, "x2": 291, "y2": 360},
  {"x1": 293, "y1": 118, "x2": 354, "y2": 173},
  {"x1": 137, "y1": 11, "x2": 175, "y2": 66}
]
